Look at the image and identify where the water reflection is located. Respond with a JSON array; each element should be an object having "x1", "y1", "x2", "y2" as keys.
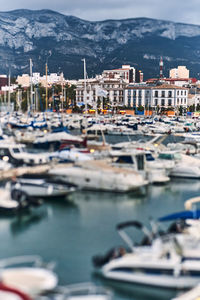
[
  {"x1": 94, "y1": 277, "x2": 176, "y2": 300},
  {"x1": 0, "y1": 179, "x2": 199, "y2": 300},
  {"x1": 10, "y1": 210, "x2": 47, "y2": 236}
]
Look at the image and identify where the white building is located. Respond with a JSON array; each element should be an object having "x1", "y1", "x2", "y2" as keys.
[
  {"x1": 17, "y1": 72, "x2": 66, "y2": 87},
  {"x1": 76, "y1": 77, "x2": 126, "y2": 108},
  {"x1": 124, "y1": 84, "x2": 188, "y2": 109},
  {"x1": 188, "y1": 93, "x2": 200, "y2": 108},
  {"x1": 102, "y1": 65, "x2": 143, "y2": 83},
  {"x1": 169, "y1": 66, "x2": 189, "y2": 79}
]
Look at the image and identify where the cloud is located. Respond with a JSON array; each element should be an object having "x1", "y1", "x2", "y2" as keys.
[{"x1": 0, "y1": 0, "x2": 200, "y2": 25}]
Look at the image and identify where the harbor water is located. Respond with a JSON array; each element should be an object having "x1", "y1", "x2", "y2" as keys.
[{"x1": 0, "y1": 177, "x2": 199, "y2": 299}]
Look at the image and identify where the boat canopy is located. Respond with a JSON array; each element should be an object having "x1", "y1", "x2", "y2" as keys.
[{"x1": 158, "y1": 210, "x2": 200, "y2": 222}]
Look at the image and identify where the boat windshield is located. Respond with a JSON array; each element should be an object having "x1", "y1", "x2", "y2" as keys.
[
  {"x1": 158, "y1": 153, "x2": 181, "y2": 160},
  {"x1": 13, "y1": 148, "x2": 21, "y2": 153},
  {"x1": 115, "y1": 156, "x2": 134, "y2": 164},
  {"x1": 145, "y1": 153, "x2": 155, "y2": 161}
]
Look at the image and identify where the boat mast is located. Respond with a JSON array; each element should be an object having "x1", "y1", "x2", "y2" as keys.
[
  {"x1": 8, "y1": 72, "x2": 10, "y2": 112},
  {"x1": 30, "y1": 59, "x2": 33, "y2": 112},
  {"x1": 82, "y1": 58, "x2": 87, "y2": 113},
  {"x1": 45, "y1": 62, "x2": 48, "y2": 111}
]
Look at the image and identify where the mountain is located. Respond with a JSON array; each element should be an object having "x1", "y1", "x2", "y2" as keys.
[{"x1": 0, "y1": 9, "x2": 200, "y2": 79}]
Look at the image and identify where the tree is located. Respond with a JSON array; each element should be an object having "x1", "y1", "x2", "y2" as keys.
[
  {"x1": 189, "y1": 104, "x2": 195, "y2": 112},
  {"x1": 137, "y1": 105, "x2": 144, "y2": 112},
  {"x1": 179, "y1": 105, "x2": 183, "y2": 116}
]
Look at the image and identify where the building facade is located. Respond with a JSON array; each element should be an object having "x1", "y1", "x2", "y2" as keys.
[
  {"x1": 169, "y1": 66, "x2": 189, "y2": 79},
  {"x1": 102, "y1": 65, "x2": 143, "y2": 83},
  {"x1": 76, "y1": 78, "x2": 127, "y2": 108},
  {"x1": 124, "y1": 84, "x2": 188, "y2": 109}
]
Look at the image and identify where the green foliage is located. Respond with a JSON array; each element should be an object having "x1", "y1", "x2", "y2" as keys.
[
  {"x1": 189, "y1": 104, "x2": 195, "y2": 112},
  {"x1": 137, "y1": 105, "x2": 144, "y2": 112},
  {"x1": 179, "y1": 105, "x2": 183, "y2": 116}
]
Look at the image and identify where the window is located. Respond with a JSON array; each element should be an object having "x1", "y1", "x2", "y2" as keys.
[
  {"x1": 168, "y1": 91, "x2": 172, "y2": 97},
  {"x1": 181, "y1": 91, "x2": 183, "y2": 96},
  {"x1": 128, "y1": 90, "x2": 131, "y2": 96},
  {"x1": 168, "y1": 99, "x2": 172, "y2": 106},
  {"x1": 177, "y1": 98, "x2": 179, "y2": 104},
  {"x1": 177, "y1": 91, "x2": 179, "y2": 95},
  {"x1": 145, "y1": 153, "x2": 155, "y2": 161},
  {"x1": 128, "y1": 98, "x2": 131, "y2": 107},
  {"x1": 154, "y1": 91, "x2": 158, "y2": 97},
  {"x1": 133, "y1": 98, "x2": 136, "y2": 107},
  {"x1": 116, "y1": 156, "x2": 133, "y2": 164},
  {"x1": 136, "y1": 155, "x2": 144, "y2": 170},
  {"x1": 154, "y1": 99, "x2": 158, "y2": 106},
  {"x1": 161, "y1": 99, "x2": 165, "y2": 106},
  {"x1": 162, "y1": 91, "x2": 165, "y2": 97},
  {"x1": 139, "y1": 91, "x2": 142, "y2": 97}
]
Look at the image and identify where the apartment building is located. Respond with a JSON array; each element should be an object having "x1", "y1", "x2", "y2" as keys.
[
  {"x1": 102, "y1": 65, "x2": 143, "y2": 83},
  {"x1": 76, "y1": 77, "x2": 127, "y2": 107},
  {"x1": 169, "y1": 66, "x2": 189, "y2": 79},
  {"x1": 124, "y1": 84, "x2": 188, "y2": 108}
]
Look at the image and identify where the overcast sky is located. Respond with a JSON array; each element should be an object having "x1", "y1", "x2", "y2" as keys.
[{"x1": 0, "y1": 0, "x2": 200, "y2": 25}]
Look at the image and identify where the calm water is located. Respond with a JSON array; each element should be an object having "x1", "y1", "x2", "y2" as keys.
[{"x1": 0, "y1": 178, "x2": 199, "y2": 299}]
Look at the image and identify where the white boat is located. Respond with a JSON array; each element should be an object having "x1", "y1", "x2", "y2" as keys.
[
  {"x1": 0, "y1": 141, "x2": 49, "y2": 166},
  {"x1": 51, "y1": 148, "x2": 92, "y2": 163},
  {"x1": 53, "y1": 283, "x2": 112, "y2": 300},
  {"x1": 49, "y1": 160, "x2": 147, "y2": 192},
  {"x1": 0, "y1": 290, "x2": 30, "y2": 300},
  {"x1": 158, "y1": 151, "x2": 200, "y2": 178},
  {"x1": 109, "y1": 150, "x2": 169, "y2": 184},
  {"x1": 10, "y1": 178, "x2": 76, "y2": 199},
  {"x1": 0, "y1": 256, "x2": 58, "y2": 296},
  {"x1": 107, "y1": 126, "x2": 136, "y2": 136},
  {"x1": 172, "y1": 284, "x2": 200, "y2": 300},
  {"x1": 93, "y1": 220, "x2": 200, "y2": 290}
]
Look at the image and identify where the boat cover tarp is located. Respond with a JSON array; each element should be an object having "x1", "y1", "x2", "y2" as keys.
[{"x1": 159, "y1": 210, "x2": 200, "y2": 221}]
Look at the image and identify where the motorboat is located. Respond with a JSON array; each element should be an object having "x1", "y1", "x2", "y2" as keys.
[
  {"x1": 50, "y1": 283, "x2": 112, "y2": 300},
  {"x1": 172, "y1": 283, "x2": 200, "y2": 300},
  {"x1": 50, "y1": 148, "x2": 92, "y2": 163},
  {"x1": 10, "y1": 178, "x2": 76, "y2": 200},
  {"x1": 33, "y1": 131, "x2": 83, "y2": 151},
  {"x1": 109, "y1": 150, "x2": 169, "y2": 184},
  {"x1": 0, "y1": 283, "x2": 32, "y2": 300},
  {"x1": 107, "y1": 126, "x2": 136, "y2": 136},
  {"x1": 0, "y1": 256, "x2": 58, "y2": 296},
  {"x1": 0, "y1": 185, "x2": 44, "y2": 215},
  {"x1": 157, "y1": 151, "x2": 200, "y2": 178},
  {"x1": 49, "y1": 160, "x2": 147, "y2": 192},
  {"x1": 93, "y1": 219, "x2": 200, "y2": 290},
  {"x1": 0, "y1": 189, "x2": 27, "y2": 215},
  {"x1": 0, "y1": 141, "x2": 49, "y2": 166}
]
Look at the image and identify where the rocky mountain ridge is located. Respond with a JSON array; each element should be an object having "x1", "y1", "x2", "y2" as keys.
[{"x1": 0, "y1": 9, "x2": 200, "y2": 79}]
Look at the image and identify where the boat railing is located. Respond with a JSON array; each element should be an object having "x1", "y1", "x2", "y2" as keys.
[
  {"x1": 0, "y1": 255, "x2": 54, "y2": 269},
  {"x1": 116, "y1": 221, "x2": 152, "y2": 251},
  {"x1": 54, "y1": 283, "x2": 112, "y2": 298},
  {"x1": 184, "y1": 196, "x2": 200, "y2": 210}
]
